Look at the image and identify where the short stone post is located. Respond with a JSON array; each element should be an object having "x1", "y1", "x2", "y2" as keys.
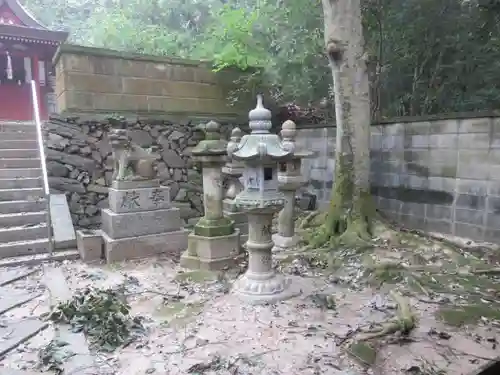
[
  {"x1": 230, "y1": 95, "x2": 298, "y2": 304},
  {"x1": 222, "y1": 127, "x2": 248, "y2": 243},
  {"x1": 272, "y1": 120, "x2": 313, "y2": 253},
  {"x1": 180, "y1": 121, "x2": 241, "y2": 270}
]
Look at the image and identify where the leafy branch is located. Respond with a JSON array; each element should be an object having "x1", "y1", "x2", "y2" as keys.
[{"x1": 47, "y1": 287, "x2": 145, "y2": 352}]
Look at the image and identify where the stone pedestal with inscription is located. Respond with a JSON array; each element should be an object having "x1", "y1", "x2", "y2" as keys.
[
  {"x1": 180, "y1": 121, "x2": 242, "y2": 271},
  {"x1": 101, "y1": 179, "x2": 189, "y2": 263},
  {"x1": 229, "y1": 95, "x2": 299, "y2": 305}
]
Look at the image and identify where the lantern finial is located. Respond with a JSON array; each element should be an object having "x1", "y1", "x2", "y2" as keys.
[{"x1": 248, "y1": 94, "x2": 272, "y2": 133}]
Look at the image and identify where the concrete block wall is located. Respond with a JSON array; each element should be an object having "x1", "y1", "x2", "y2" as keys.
[
  {"x1": 53, "y1": 44, "x2": 245, "y2": 118},
  {"x1": 297, "y1": 114, "x2": 500, "y2": 243}
]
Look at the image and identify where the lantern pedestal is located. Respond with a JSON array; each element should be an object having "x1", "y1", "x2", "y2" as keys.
[
  {"x1": 272, "y1": 124, "x2": 313, "y2": 254},
  {"x1": 233, "y1": 210, "x2": 299, "y2": 304},
  {"x1": 181, "y1": 229, "x2": 241, "y2": 270},
  {"x1": 180, "y1": 121, "x2": 243, "y2": 271}
]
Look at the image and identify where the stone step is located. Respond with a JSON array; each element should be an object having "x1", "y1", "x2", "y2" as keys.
[
  {"x1": 0, "y1": 188, "x2": 44, "y2": 201},
  {"x1": 0, "y1": 292, "x2": 42, "y2": 315},
  {"x1": 0, "y1": 140, "x2": 38, "y2": 150},
  {"x1": 0, "y1": 249, "x2": 79, "y2": 268},
  {"x1": 0, "y1": 211, "x2": 47, "y2": 227},
  {"x1": 0, "y1": 122, "x2": 36, "y2": 132},
  {"x1": 0, "y1": 224, "x2": 48, "y2": 244},
  {"x1": 0, "y1": 149, "x2": 39, "y2": 158},
  {"x1": 0, "y1": 319, "x2": 48, "y2": 357},
  {"x1": 0, "y1": 238, "x2": 50, "y2": 258},
  {"x1": 0, "y1": 199, "x2": 47, "y2": 214},
  {"x1": 0, "y1": 131, "x2": 37, "y2": 141},
  {"x1": 0, "y1": 168, "x2": 42, "y2": 178},
  {"x1": 0, "y1": 158, "x2": 41, "y2": 169},
  {"x1": 0, "y1": 268, "x2": 40, "y2": 286},
  {"x1": 0, "y1": 177, "x2": 42, "y2": 189}
]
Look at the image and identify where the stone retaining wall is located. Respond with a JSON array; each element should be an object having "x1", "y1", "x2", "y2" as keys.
[
  {"x1": 53, "y1": 44, "x2": 246, "y2": 119},
  {"x1": 298, "y1": 114, "x2": 500, "y2": 244},
  {"x1": 44, "y1": 116, "x2": 236, "y2": 228}
]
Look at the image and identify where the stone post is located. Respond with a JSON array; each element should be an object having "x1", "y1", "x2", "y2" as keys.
[
  {"x1": 180, "y1": 121, "x2": 241, "y2": 270},
  {"x1": 230, "y1": 95, "x2": 298, "y2": 304},
  {"x1": 222, "y1": 127, "x2": 248, "y2": 243},
  {"x1": 272, "y1": 120, "x2": 313, "y2": 253}
]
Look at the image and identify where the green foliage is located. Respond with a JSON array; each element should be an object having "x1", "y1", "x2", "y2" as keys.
[
  {"x1": 38, "y1": 339, "x2": 73, "y2": 374},
  {"x1": 48, "y1": 287, "x2": 145, "y2": 351},
  {"x1": 20, "y1": 0, "x2": 500, "y2": 115}
]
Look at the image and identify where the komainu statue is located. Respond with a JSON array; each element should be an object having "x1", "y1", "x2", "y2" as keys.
[{"x1": 108, "y1": 129, "x2": 159, "y2": 181}]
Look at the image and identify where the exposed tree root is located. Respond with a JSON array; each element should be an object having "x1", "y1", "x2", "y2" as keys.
[
  {"x1": 302, "y1": 206, "x2": 377, "y2": 250},
  {"x1": 298, "y1": 210, "x2": 324, "y2": 230},
  {"x1": 357, "y1": 290, "x2": 416, "y2": 341},
  {"x1": 470, "y1": 267, "x2": 500, "y2": 275}
]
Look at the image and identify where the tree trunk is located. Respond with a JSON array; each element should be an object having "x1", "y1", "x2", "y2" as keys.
[{"x1": 307, "y1": 0, "x2": 374, "y2": 247}]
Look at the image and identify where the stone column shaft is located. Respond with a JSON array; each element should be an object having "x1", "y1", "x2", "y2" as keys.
[
  {"x1": 278, "y1": 190, "x2": 296, "y2": 238},
  {"x1": 247, "y1": 213, "x2": 273, "y2": 275},
  {"x1": 202, "y1": 165, "x2": 224, "y2": 220}
]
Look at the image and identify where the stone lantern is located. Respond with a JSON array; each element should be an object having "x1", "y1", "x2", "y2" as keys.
[
  {"x1": 180, "y1": 121, "x2": 241, "y2": 270},
  {"x1": 222, "y1": 127, "x2": 248, "y2": 243},
  {"x1": 272, "y1": 120, "x2": 314, "y2": 253},
  {"x1": 229, "y1": 95, "x2": 298, "y2": 304}
]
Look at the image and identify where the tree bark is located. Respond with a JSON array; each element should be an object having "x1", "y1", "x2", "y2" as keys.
[{"x1": 307, "y1": 0, "x2": 374, "y2": 247}]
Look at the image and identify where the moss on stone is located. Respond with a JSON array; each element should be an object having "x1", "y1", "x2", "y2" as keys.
[
  {"x1": 348, "y1": 341, "x2": 377, "y2": 366},
  {"x1": 436, "y1": 304, "x2": 500, "y2": 327},
  {"x1": 194, "y1": 216, "x2": 234, "y2": 237}
]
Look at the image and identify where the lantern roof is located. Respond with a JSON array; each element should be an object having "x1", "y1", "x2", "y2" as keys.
[
  {"x1": 230, "y1": 95, "x2": 292, "y2": 162},
  {"x1": 0, "y1": 0, "x2": 68, "y2": 46},
  {"x1": 191, "y1": 120, "x2": 227, "y2": 158}
]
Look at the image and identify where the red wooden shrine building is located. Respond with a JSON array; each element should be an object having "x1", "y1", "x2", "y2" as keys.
[{"x1": 0, "y1": 0, "x2": 68, "y2": 121}]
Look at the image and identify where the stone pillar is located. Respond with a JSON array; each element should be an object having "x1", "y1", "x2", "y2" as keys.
[
  {"x1": 222, "y1": 127, "x2": 248, "y2": 243},
  {"x1": 278, "y1": 190, "x2": 296, "y2": 237},
  {"x1": 180, "y1": 121, "x2": 241, "y2": 270},
  {"x1": 272, "y1": 120, "x2": 311, "y2": 253}
]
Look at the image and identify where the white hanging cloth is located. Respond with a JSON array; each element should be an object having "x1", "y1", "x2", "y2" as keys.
[
  {"x1": 38, "y1": 60, "x2": 46, "y2": 86},
  {"x1": 24, "y1": 57, "x2": 32, "y2": 83},
  {"x1": 6, "y1": 51, "x2": 12, "y2": 80}
]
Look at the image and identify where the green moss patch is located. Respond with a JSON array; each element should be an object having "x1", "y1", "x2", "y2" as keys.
[
  {"x1": 348, "y1": 341, "x2": 377, "y2": 366},
  {"x1": 436, "y1": 303, "x2": 500, "y2": 327}
]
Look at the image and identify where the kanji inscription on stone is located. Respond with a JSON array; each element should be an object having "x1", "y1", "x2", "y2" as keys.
[
  {"x1": 120, "y1": 191, "x2": 140, "y2": 209},
  {"x1": 261, "y1": 223, "x2": 273, "y2": 237},
  {"x1": 150, "y1": 188, "x2": 165, "y2": 207},
  {"x1": 261, "y1": 253, "x2": 272, "y2": 268}
]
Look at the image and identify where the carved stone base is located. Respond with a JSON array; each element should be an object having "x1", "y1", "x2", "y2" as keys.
[
  {"x1": 180, "y1": 229, "x2": 241, "y2": 270},
  {"x1": 101, "y1": 207, "x2": 182, "y2": 239},
  {"x1": 232, "y1": 271, "x2": 300, "y2": 305},
  {"x1": 271, "y1": 233, "x2": 300, "y2": 253},
  {"x1": 103, "y1": 229, "x2": 189, "y2": 263}
]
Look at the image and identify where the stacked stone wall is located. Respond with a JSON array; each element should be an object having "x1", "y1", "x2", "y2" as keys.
[{"x1": 44, "y1": 115, "x2": 237, "y2": 228}]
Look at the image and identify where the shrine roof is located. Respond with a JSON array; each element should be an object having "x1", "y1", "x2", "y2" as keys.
[
  {"x1": 0, "y1": 0, "x2": 68, "y2": 45},
  {"x1": 0, "y1": 24, "x2": 68, "y2": 45},
  {"x1": 0, "y1": 0, "x2": 45, "y2": 28}
]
